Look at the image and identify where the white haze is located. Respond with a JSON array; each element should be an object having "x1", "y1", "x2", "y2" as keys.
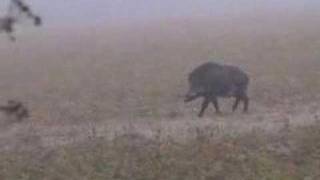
[{"x1": 2, "y1": 0, "x2": 318, "y2": 27}]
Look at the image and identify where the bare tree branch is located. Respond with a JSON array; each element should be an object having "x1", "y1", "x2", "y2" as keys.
[{"x1": 0, "y1": 0, "x2": 42, "y2": 41}]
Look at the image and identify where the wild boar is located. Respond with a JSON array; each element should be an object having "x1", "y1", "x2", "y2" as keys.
[{"x1": 185, "y1": 62, "x2": 249, "y2": 117}]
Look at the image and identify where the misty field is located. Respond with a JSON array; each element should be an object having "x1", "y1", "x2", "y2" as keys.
[{"x1": 0, "y1": 17, "x2": 319, "y2": 179}]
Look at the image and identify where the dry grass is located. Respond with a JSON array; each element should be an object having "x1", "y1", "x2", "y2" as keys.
[
  {"x1": 0, "y1": 122, "x2": 319, "y2": 180},
  {"x1": 0, "y1": 15, "x2": 319, "y2": 179}
]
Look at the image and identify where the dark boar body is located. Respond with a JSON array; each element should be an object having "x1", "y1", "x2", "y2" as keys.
[{"x1": 185, "y1": 62, "x2": 249, "y2": 117}]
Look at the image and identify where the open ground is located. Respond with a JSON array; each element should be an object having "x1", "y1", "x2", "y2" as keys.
[{"x1": 0, "y1": 15, "x2": 320, "y2": 179}]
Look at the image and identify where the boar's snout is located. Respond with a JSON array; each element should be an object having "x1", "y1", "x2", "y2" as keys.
[{"x1": 184, "y1": 90, "x2": 200, "y2": 103}]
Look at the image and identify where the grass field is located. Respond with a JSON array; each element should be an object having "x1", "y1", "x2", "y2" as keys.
[{"x1": 0, "y1": 15, "x2": 319, "y2": 179}]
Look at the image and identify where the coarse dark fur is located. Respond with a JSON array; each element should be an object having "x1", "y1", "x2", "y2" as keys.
[{"x1": 185, "y1": 62, "x2": 249, "y2": 117}]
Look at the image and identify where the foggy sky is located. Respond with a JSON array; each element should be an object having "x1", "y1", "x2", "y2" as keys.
[{"x1": 2, "y1": 0, "x2": 320, "y2": 27}]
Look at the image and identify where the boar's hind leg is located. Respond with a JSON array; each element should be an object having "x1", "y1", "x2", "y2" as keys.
[
  {"x1": 235, "y1": 88, "x2": 249, "y2": 113},
  {"x1": 241, "y1": 94, "x2": 249, "y2": 113},
  {"x1": 198, "y1": 98, "x2": 210, "y2": 118}
]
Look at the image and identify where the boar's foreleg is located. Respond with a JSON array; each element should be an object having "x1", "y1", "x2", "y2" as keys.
[{"x1": 198, "y1": 97, "x2": 210, "y2": 117}]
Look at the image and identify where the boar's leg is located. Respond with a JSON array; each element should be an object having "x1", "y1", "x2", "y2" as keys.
[
  {"x1": 211, "y1": 97, "x2": 221, "y2": 114},
  {"x1": 232, "y1": 96, "x2": 241, "y2": 112},
  {"x1": 235, "y1": 89, "x2": 249, "y2": 113},
  {"x1": 242, "y1": 94, "x2": 249, "y2": 113},
  {"x1": 198, "y1": 97, "x2": 210, "y2": 117}
]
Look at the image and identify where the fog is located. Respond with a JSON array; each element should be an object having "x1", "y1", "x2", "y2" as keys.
[{"x1": 2, "y1": 0, "x2": 319, "y2": 27}]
